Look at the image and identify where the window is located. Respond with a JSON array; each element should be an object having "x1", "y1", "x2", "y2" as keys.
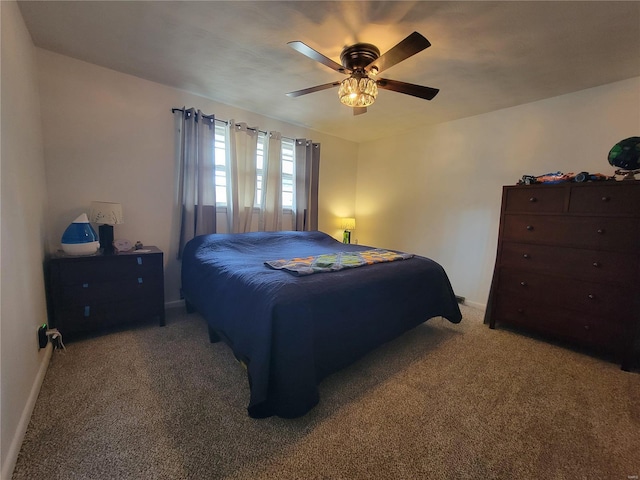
[
  {"x1": 213, "y1": 123, "x2": 227, "y2": 204},
  {"x1": 281, "y1": 138, "x2": 295, "y2": 209},
  {"x1": 213, "y1": 122, "x2": 295, "y2": 209}
]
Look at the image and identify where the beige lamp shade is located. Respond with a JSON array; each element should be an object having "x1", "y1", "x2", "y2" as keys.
[
  {"x1": 341, "y1": 217, "x2": 356, "y2": 231},
  {"x1": 89, "y1": 201, "x2": 124, "y2": 225}
]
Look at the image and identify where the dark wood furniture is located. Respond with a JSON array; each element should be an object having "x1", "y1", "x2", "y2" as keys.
[
  {"x1": 48, "y1": 247, "x2": 165, "y2": 337},
  {"x1": 485, "y1": 181, "x2": 639, "y2": 370}
]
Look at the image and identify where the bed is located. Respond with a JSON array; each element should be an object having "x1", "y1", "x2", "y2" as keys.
[{"x1": 181, "y1": 230, "x2": 462, "y2": 418}]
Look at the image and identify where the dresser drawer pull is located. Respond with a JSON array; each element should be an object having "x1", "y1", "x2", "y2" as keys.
[
  {"x1": 82, "y1": 283, "x2": 89, "y2": 288},
  {"x1": 137, "y1": 257, "x2": 143, "y2": 265},
  {"x1": 596, "y1": 228, "x2": 604, "y2": 234},
  {"x1": 592, "y1": 262, "x2": 600, "y2": 268},
  {"x1": 601, "y1": 196, "x2": 610, "y2": 202},
  {"x1": 529, "y1": 197, "x2": 537, "y2": 203},
  {"x1": 84, "y1": 306, "x2": 90, "y2": 317},
  {"x1": 517, "y1": 308, "x2": 524, "y2": 314},
  {"x1": 138, "y1": 277, "x2": 143, "y2": 284},
  {"x1": 523, "y1": 253, "x2": 530, "y2": 259},
  {"x1": 526, "y1": 225, "x2": 534, "y2": 231},
  {"x1": 587, "y1": 294, "x2": 595, "y2": 300},
  {"x1": 520, "y1": 281, "x2": 527, "y2": 287},
  {"x1": 583, "y1": 325, "x2": 590, "y2": 331}
]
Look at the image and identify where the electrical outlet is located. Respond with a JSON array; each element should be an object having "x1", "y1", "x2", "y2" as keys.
[{"x1": 38, "y1": 324, "x2": 48, "y2": 349}]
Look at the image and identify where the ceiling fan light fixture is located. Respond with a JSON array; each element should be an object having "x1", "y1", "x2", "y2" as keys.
[{"x1": 338, "y1": 75, "x2": 378, "y2": 108}]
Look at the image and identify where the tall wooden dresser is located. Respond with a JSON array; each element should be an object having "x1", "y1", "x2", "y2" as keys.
[{"x1": 485, "y1": 181, "x2": 639, "y2": 370}]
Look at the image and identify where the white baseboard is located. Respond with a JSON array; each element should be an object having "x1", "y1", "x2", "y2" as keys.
[
  {"x1": 2, "y1": 343, "x2": 53, "y2": 480},
  {"x1": 462, "y1": 300, "x2": 486, "y2": 311},
  {"x1": 165, "y1": 299, "x2": 185, "y2": 310}
]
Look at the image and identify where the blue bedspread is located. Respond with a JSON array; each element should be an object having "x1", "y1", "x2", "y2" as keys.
[{"x1": 181, "y1": 231, "x2": 462, "y2": 418}]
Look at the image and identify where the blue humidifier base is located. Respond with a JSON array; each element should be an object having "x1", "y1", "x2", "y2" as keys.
[{"x1": 61, "y1": 213, "x2": 100, "y2": 256}]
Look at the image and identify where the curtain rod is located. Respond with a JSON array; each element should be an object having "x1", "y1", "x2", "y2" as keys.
[{"x1": 171, "y1": 107, "x2": 307, "y2": 144}]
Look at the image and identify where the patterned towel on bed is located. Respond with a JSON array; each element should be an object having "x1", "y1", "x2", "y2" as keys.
[{"x1": 264, "y1": 249, "x2": 414, "y2": 276}]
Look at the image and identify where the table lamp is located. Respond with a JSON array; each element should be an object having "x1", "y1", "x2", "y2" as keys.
[
  {"x1": 341, "y1": 217, "x2": 356, "y2": 244},
  {"x1": 90, "y1": 201, "x2": 123, "y2": 254}
]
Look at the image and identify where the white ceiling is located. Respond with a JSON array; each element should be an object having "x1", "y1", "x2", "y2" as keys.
[{"x1": 18, "y1": 1, "x2": 640, "y2": 143}]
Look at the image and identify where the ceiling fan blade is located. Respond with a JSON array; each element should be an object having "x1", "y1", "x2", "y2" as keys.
[
  {"x1": 377, "y1": 78, "x2": 439, "y2": 101},
  {"x1": 365, "y1": 32, "x2": 431, "y2": 75},
  {"x1": 288, "y1": 41, "x2": 350, "y2": 74},
  {"x1": 353, "y1": 107, "x2": 367, "y2": 116},
  {"x1": 286, "y1": 82, "x2": 341, "y2": 98}
]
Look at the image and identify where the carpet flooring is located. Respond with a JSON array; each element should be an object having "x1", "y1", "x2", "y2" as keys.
[{"x1": 12, "y1": 304, "x2": 640, "y2": 479}]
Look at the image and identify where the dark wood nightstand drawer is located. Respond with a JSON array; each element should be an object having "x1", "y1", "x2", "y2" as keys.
[
  {"x1": 56, "y1": 253, "x2": 162, "y2": 284},
  {"x1": 502, "y1": 214, "x2": 638, "y2": 251},
  {"x1": 569, "y1": 184, "x2": 640, "y2": 216},
  {"x1": 58, "y1": 276, "x2": 164, "y2": 306},
  {"x1": 504, "y1": 186, "x2": 565, "y2": 213},
  {"x1": 56, "y1": 299, "x2": 165, "y2": 334},
  {"x1": 499, "y1": 242, "x2": 635, "y2": 284}
]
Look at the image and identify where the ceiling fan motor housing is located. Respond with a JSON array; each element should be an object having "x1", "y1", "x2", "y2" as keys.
[{"x1": 340, "y1": 43, "x2": 380, "y2": 72}]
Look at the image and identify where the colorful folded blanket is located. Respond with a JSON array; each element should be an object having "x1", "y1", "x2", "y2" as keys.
[{"x1": 265, "y1": 249, "x2": 414, "y2": 276}]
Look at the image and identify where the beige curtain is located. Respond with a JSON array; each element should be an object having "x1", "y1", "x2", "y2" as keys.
[
  {"x1": 259, "y1": 131, "x2": 283, "y2": 231},
  {"x1": 227, "y1": 121, "x2": 258, "y2": 233}
]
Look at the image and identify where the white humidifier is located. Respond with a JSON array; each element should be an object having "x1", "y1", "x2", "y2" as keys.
[{"x1": 60, "y1": 213, "x2": 100, "y2": 256}]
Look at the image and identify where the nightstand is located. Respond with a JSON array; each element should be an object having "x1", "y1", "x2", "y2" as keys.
[{"x1": 48, "y1": 246, "x2": 165, "y2": 337}]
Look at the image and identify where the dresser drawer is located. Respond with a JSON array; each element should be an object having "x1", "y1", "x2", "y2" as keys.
[
  {"x1": 502, "y1": 214, "x2": 638, "y2": 251},
  {"x1": 496, "y1": 268, "x2": 633, "y2": 319},
  {"x1": 493, "y1": 299, "x2": 626, "y2": 351},
  {"x1": 57, "y1": 276, "x2": 164, "y2": 306},
  {"x1": 56, "y1": 299, "x2": 164, "y2": 334},
  {"x1": 569, "y1": 184, "x2": 640, "y2": 216},
  {"x1": 55, "y1": 253, "x2": 162, "y2": 284},
  {"x1": 499, "y1": 242, "x2": 636, "y2": 283},
  {"x1": 504, "y1": 186, "x2": 565, "y2": 213}
]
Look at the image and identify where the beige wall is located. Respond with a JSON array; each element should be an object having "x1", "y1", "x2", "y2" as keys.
[
  {"x1": 36, "y1": 49, "x2": 359, "y2": 305},
  {"x1": 356, "y1": 77, "x2": 640, "y2": 308},
  {"x1": 1, "y1": 2, "x2": 51, "y2": 478},
  {"x1": 3, "y1": 7, "x2": 638, "y2": 476}
]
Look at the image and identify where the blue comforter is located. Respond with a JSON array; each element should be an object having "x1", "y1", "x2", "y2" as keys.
[{"x1": 181, "y1": 231, "x2": 462, "y2": 418}]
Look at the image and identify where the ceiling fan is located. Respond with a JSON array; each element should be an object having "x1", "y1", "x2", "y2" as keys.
[{"x1": 286, "y1": 32, "x2": 439, "y2": 115}]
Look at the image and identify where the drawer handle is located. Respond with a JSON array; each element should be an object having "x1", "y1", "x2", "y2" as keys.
[
  {"x1": 84, "y1": 306, "x2": 90, "y2": 317},
  {"x1": 82, "y1": 283, "x2": 89, "y2": 288},
  {"x1": 601, "y1": 196, "x2": 610, "y2": 202},
  {"x1": 529, "y1": 197, "x2": 537, "y2": 203},
  {"x1": 596, "y1": 228, "x2": 604, "y2": 234},
  {"x1": 592, "y1": 262, "x2": 600, "y2": 268},
  {"x1": 520, "y1": 281, "x2": 527, "y2": 287},
  {"x1": 523, "y1": 253, "x2": 530, "y2": 259},
  {"x1": 526, "y1": 225, "x2": 534, "y2": 231},
  {"x1": 584, "y1": 325, "x2": 590, "y2": 331},
  {"x1": 137, "y1": 257, "x2": 143, "y2": 265},
  {"x1": 138, "y1": 277, "x2": 143, "y2": 284},
  {"x1": 517, "y1": 308, "x2": 524, "y2": 314},
  {"x1": 587, "y1": 294, "x2": 595, "y2": 300}
]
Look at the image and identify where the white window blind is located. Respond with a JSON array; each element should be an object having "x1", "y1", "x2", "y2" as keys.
[{"x1": 214, "y1": 122, "x2": 295, "y2": 209}]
